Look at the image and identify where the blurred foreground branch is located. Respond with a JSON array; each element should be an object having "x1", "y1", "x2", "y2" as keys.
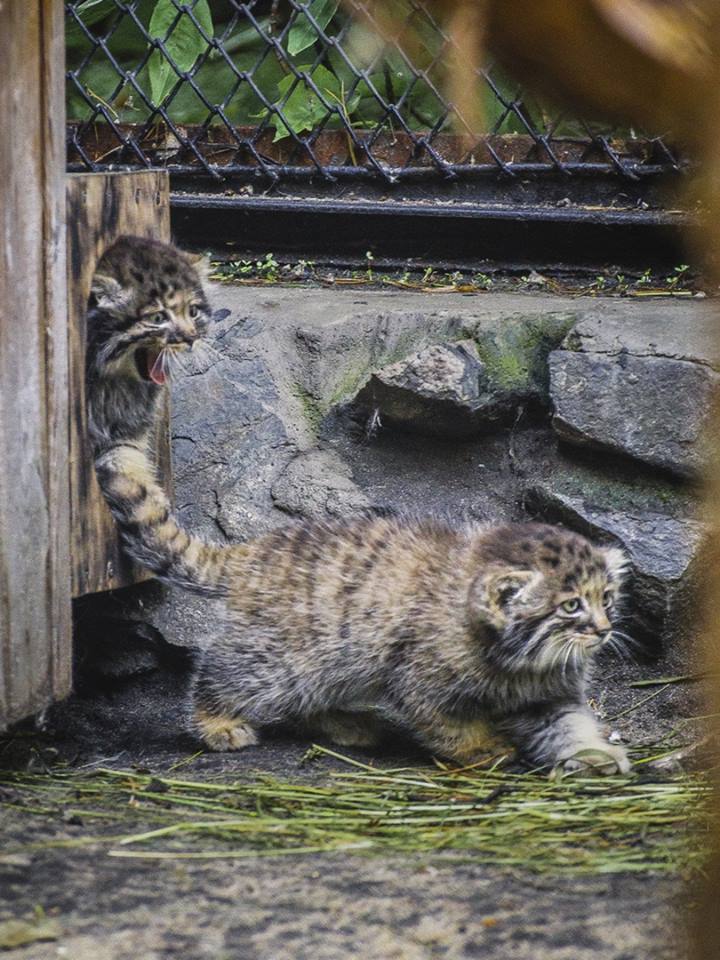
[
  {"x1": 350, "y1": 0, "x2": 710, "y2": 144},
  {"x1": 349, "y1": 2, "x2": 720, "y2": 957}
]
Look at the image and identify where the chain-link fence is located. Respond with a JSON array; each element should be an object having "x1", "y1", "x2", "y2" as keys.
[{"x1": 66, "y1": 0, "x2": 683, "y2": 190}]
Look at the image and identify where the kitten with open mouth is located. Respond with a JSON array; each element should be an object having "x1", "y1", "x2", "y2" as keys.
[{"x1": 85, "y1": 236, "x2": 227, "y2": 448}]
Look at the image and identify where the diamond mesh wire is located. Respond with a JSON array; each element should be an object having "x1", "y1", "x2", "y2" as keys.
[{"x1": 66, "y1": 0, "x2": 682, "y2": 185}]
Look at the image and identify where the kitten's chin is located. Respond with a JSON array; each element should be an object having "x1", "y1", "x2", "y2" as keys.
[{"x1": 577, "y1": 636, "x2": 603, "y2": 654}]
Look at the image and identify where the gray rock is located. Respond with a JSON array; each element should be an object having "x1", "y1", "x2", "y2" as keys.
[
  {"x1": 557, "y1": 303, "x2": 717, "y2": 366},
  {"x1": 294, "y1": 308, "x2": 471, "y2": 417},
  {"x1": 550, "y1": 349, "x2": 718, "y2": 478},
  {"x1": 549, "y1": 305, "x2": 719, "y2": 478},
  {"x1": 271, "y1": 449, "x2": 371, "y2": 520},
  {"x1": 130, "y1": 311, "x2": 300, "y2": 649},
  {"x1": 526, "y1": 467, "x2": 703, "y2": 660},
  {"x1": 354, "y1": 340, "x2": 496, "y2": 437},
  {"x1": 352, "y1": 312, "x2": 576, "y2": 437},
  {"x1": 289, "y1": 292, "x2": 579, "y2": 420},
  {"x1": 170, "y1": 312, "x2": 297, "y2": 543},
  {"x1": 470, "y1": 311, "x2": 577, "y2": 407}
]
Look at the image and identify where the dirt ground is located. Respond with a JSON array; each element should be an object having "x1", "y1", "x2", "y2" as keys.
[
  {"x1": 0, "y1": 661, "x2": 697, "y2": 960},
  {"x1": 0, "y1": 843, "x2": 682, "y2": 960}
]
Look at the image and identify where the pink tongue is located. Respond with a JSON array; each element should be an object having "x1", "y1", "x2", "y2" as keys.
[{"x1": 148, "y1": 351, "x2": 166, "y2": 386}]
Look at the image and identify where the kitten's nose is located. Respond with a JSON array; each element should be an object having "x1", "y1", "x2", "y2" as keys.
[
  {"x1": 596, "y1": 613, "x2": 612, "y2": 633},
  {"x1": 168, "y1": 330, "x2": 195, "y2": 345}
]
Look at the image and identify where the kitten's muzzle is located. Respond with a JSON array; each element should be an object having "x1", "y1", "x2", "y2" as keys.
[{"x1": 167, "y1": 330, "x2": 197, "y2": 347}]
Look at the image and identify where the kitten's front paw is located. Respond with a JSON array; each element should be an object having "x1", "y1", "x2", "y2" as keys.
[{"x1": 555, "y1": 744, "x2": 631, "y2": 777}]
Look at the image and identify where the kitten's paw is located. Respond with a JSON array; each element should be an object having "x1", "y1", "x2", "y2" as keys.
[
  {"x1": 194, "y1": 710, "x2": 259, "y2": 752},
  {"x1": 555, "y1": 745, "x2": 631, "y2": 778}
]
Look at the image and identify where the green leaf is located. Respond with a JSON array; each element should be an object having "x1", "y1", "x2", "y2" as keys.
[
  {"x1": 148, "y1": 0, "x2": 214, "y2": 106},
  {"x1": 66, "y1": 0, "x2": 117, "y2": 48},
  {"x1": 211, "y1": 17, "x2": 270, "y2": 59},
  {"x1": 265, "y1": 63, "x2": 358, "y2": 142},
  {"x1": 287, "y1": 0, "x2": 339, "y2": 56},
  {"x1": 158, "y1": 54, "x2": 285, "y2": 124}
]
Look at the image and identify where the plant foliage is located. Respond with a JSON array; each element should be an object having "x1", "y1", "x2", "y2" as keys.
[{"x1": 66, "y1": 0, "x2": 597, "y2": 140}]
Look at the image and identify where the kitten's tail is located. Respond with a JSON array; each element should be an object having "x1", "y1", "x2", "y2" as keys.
[{"x1": 95, "y1": 443, "x2": 236, "y2": 597}]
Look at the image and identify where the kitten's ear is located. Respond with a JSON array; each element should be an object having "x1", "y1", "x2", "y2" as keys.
[
  {"x1": 90, "y1": 273, "x2": 125, "y2": 309},
  {"x1": 601, "y1": 545, "x2": 629, "y2": 582},
  {"x1": 470, "y1": 568, "x2": 537, "y2": 628},
  {"x1": 186, "y1": 251, "x2": 210, "y2": 282}
]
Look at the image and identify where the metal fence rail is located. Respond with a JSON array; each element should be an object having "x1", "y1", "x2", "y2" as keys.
[{"x1": 66, "y1": 0, "x2": 683, "y2": 190}]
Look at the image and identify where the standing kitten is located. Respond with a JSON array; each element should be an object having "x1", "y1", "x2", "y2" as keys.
[{"x1": 87, "y1": 237, "x2": 631, "y2": 774}]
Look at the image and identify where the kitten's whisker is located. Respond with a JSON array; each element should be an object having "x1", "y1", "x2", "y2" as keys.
[
  {"x1": 193, "y1": 340, "x2": 224, "y2": 366},
  {"x1": 609, "y1": 629, "x2": 642, "y2": 654},
  {"x1": 603, "y1": 632, "x2": 641, "y2": 661},
  {"x1": 160, "y1": 348, "x2": 173, "y2": 382}
]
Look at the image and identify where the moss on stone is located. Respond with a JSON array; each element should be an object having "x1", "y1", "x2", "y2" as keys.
[
  {"x1": 325, "y1": 332, "x2": 443, "y2": 408},
  {"x1": 327, "y1": 364, "x2": 374, "y2": 408},
  {"x1": 543, "y1": 460, "x2": 693, "y2": 518},
  {"x1": 473, "y1": 312, "x2": 577, "y2": 399},
  {"x1": 290, "y1": 384, "x2": 325, "y2": 435}
]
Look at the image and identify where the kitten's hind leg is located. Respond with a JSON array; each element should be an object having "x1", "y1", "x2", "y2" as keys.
[
  {"x1": 190, "y1": 658, "x2": 260, "y2": 752},
  {"x1": 311, "y1": 711, "x2": 383, "y2": 748},
  {"x1": 412, "y1": 715, "x2": 508, "y2": 765},
  {"x1": 193, "y1": 707, "x2": 259, "y2": 752}
]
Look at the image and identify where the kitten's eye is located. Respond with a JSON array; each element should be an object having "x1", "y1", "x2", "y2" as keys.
[
  {"x1": 560, "y1": 598, "x2": 581, "y2": 614},
  {"x1": 147, "y1": 312, "x2": 165, "y2": 325},
  {"x1": 603, "y1": 589, "x2": 614, "y2": 609},
  {"x1": 189, "y1": 304, "x2": 199, "y2": 319}
]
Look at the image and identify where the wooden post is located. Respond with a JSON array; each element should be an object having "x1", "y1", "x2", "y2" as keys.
[
  {"x1": 67, "y1": 171, "x2": 173, "y2": 598},
  {"x1": 0, "y1": 1, "x2": 71, "y2": 728}
]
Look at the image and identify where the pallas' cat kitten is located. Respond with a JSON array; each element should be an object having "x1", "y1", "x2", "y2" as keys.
[{"x1": 88, "y1": 236, "x2": 631, "y2": 775}]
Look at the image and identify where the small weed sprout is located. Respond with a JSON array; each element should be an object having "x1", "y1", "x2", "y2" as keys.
[
  {"x1": 665, "y1": 264, "x2": 690, "y2": 290},
  {"x1": 292, "y1": 259, "x2": 315, "y2": 279},
  {"x1": 235, "y1": 259, "x2": 254, "y2": 276},
  {"x1": 257, "y1": 253, "x2": 279, "y2": 281},
  {"x1": 635, "y1": 268, "x2": 653, "y2": 287},
  {"x1": 365, "y1": 250, "x2": 375, "y2": 282},
  {"x1": 473, "y1": 273, "x2": 493, "y2": 290}
]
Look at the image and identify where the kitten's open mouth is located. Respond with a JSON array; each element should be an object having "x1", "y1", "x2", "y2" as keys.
[{"x1": 135, "y1": 347, "x2": 167, "y2": 386}]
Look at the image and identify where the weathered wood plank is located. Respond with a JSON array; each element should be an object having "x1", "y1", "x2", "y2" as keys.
[
  {"x1": 67, "y1": 171, "x2": 172, "y2": 597},
  {"x1": 0, "y1": 0, "x2": 71, "y2": 728}
]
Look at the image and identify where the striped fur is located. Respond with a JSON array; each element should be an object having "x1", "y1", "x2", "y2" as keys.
[{"x1": 87, "y1": 237, "x2": 632, "y2": 773}]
